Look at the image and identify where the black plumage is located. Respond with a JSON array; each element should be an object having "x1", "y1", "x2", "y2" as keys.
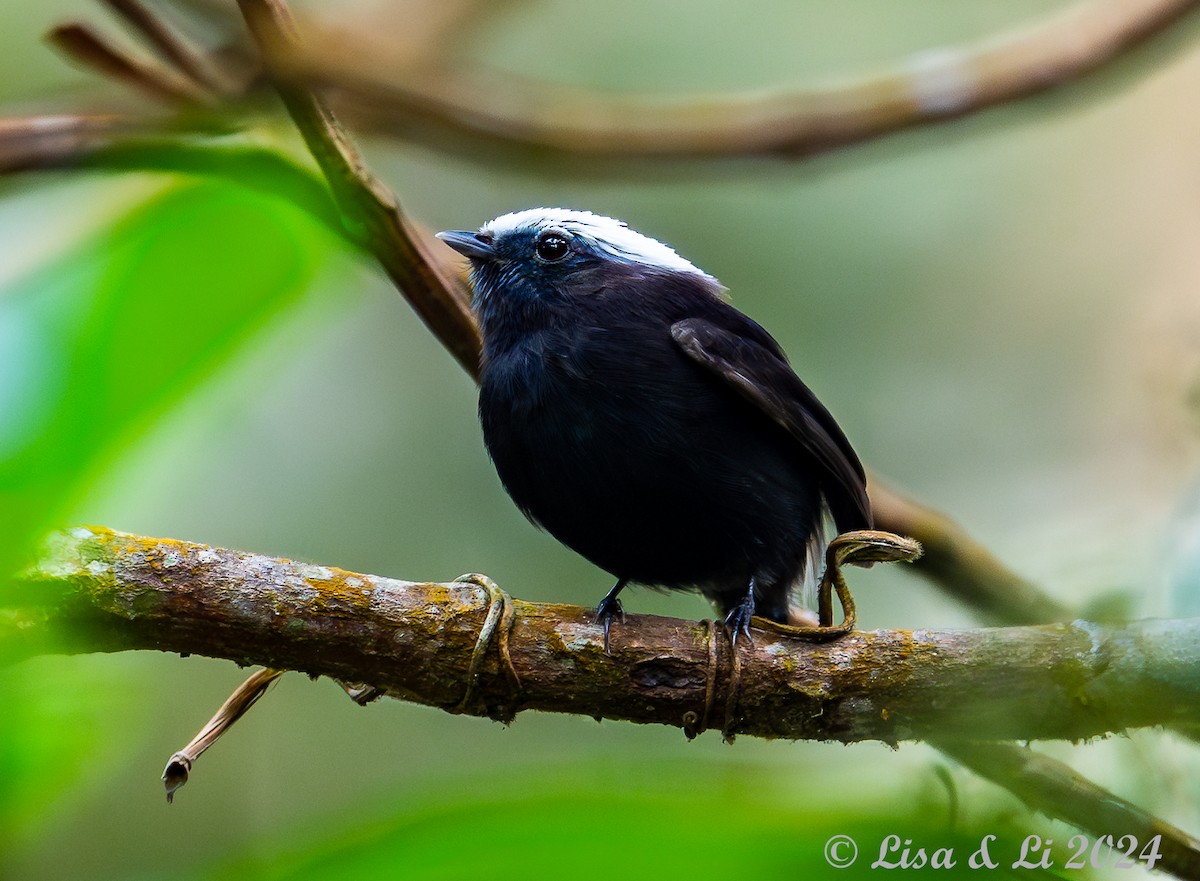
[{"x1": 437, "y1": 210, "x2": 871, "y2": 646}]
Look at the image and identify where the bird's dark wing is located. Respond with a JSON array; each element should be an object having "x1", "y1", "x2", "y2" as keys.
[{"x1": 671, "y1": 316, "x2": 871, "y2": 532}]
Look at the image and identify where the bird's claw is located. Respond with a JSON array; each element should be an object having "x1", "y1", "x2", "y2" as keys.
[
  {"x1": 723, "y1": 597, "x2": 755, "y2": 650},
  {"x1": 595, "y1": 595, "x2": 625, "y2": 654}
]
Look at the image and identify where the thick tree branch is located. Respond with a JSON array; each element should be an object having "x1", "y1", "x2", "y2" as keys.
[{"x1": 9, "y1": 527, "x2": 1199, "y2": 744}]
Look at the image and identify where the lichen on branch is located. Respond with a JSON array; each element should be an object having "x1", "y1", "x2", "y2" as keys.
[{"x1": 9, "y1": 526, "x2": 1200, "y2": 744}]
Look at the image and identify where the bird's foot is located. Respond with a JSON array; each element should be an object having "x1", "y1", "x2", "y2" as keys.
[
  {"x1": 723, "y1": 594, "x2": 755, "y2": 650},
  {"x1": 595, "y1": 594, "x2": 625, "y2": 654}
]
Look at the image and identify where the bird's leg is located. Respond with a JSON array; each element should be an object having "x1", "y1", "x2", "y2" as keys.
[
  {"x1": 723, "y1": 578, "x2": 756, "y2": 649},
  {"x1": 595, "y1": 577, "x2": 628, "y2": 654}
]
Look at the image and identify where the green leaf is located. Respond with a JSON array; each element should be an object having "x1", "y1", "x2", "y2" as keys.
[
  {"x1": 207, "y1": 772, "x2": 1068, "y2": 881},
  {"x1": 0, "y1": 176, "x2": 337, "y2": 857},
  {"x1": 0, "y1": 178, "x2": 336, "y2": 597},
  {"x1": 0, "y1": 657, "x2": 146, "y2": 846}
]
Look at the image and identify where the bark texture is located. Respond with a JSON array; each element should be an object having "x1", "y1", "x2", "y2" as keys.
[{"x1": 10, "y1": 527, "x2": 1199, "y2": 743}]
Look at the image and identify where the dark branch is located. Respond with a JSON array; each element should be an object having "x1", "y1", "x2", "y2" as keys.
[
  {"x1": 46, "y1": 22, "x2": 209, "y2": 106},
  {"x1": 236, "y1": 0, "x2": 481, "y2": 376},
  {"x1": 100, "y1": 0, "x2": 232, "y2": 94}
]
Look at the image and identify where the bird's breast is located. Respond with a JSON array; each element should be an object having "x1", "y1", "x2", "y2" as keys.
[
  {"x1": 476, "y1": 317, "x2": 820, "y2": 588},
  {"x1": 479, "y1": 329, "x2": 626, "y2": 452},
  {"x1": 478, "y1": 323, "x2": 727, "y2": 511}
]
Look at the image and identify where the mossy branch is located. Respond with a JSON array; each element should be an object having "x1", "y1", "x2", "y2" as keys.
[{"x1": 9, "y1": 526, "x2": 1200, "y2": 744}]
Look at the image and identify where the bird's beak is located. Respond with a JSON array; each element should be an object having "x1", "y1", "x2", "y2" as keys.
[{"x1": 436, "y1": 230, "x2": 496, "y2": 261}]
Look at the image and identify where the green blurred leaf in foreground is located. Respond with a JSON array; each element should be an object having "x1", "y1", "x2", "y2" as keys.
[
  {"x1": 209, "y1": 769, "x2": 1065, "y2": 881},
  {"x1": 0, "y1": 177, "x2": 337, "y2": 597},
  {"x1": 0, "y1": 176, "x2": 336, "y2": 854},
  {"x1": 0, "y1": 656, "x2": 145, "y2": 851}
]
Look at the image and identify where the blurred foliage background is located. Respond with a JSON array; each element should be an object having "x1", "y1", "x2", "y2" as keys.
[{"x1": 2, "y1": 1, "x2": 1200, "y2": 879}]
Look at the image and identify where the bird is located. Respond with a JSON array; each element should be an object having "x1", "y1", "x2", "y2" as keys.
[{"x1": 437, "y1": 209, "x2": 871, "y2": 649}]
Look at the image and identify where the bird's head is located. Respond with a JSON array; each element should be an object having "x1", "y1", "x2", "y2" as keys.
[{"x1": 437, "y1": 209, "x2": 722, "y2": 331}]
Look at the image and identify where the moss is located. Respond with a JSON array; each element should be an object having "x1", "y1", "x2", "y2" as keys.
[{"x1": 301, "y1": 566, "x2": 379, "y2": 615}]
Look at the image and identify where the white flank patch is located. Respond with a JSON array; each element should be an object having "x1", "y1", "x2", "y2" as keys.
[{"x1": 482, "y1": 208, "x2": 717, "y2": 281}]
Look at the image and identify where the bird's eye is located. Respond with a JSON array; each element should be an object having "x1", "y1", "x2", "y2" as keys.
[{"x1": 535, "y1": 232, "x2": 569, "y2": 262}]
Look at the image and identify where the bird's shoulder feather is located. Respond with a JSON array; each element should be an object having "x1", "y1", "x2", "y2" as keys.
[{"x1": 670, "y1": 312, "x2": 871, "y2": 532}]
